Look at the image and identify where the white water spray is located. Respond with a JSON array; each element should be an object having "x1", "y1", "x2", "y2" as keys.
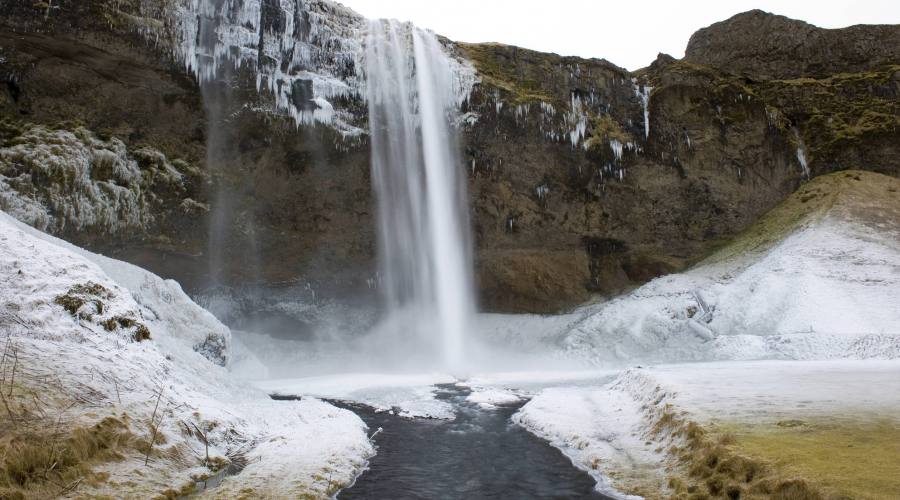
[{"x1": 365, "y1": 20, "x2": 475, "y2": 372}]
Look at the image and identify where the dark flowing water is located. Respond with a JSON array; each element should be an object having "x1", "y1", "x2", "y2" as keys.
[{"x1": 334, "y1": 384, "x2": 611, "y2": 500}]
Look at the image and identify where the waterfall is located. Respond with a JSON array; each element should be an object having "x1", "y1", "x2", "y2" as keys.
[{"x1": 365, "y1": 20, "x2": 475, "y2": 372}]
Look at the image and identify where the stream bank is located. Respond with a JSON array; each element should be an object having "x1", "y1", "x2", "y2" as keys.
[{"x1": 321, "y1": 384, "x2": 611, "y2": 499}]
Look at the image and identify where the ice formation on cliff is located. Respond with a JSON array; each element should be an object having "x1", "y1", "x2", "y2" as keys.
[{"x1": 162, "y1": 0, "x2": 474, "y2": 136}]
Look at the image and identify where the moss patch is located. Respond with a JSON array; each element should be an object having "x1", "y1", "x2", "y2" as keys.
[
  {"x1": 459, "y1": 43, "x2": 556, "y2": 105},
  {"x1": 646, "y1": 405, "x2": 830, "y2": 500},
  {"x1": 55, "y1": 282, "x2": 152, "y2": 341},
  {"x1": 648, "y1": 59, "x2": 899, "y2": 170},
  {"x1": 642, "y1": 395, "x2": 900, "y2": 500},
  {"x1": 585, "y1": 113, "x2": 632, "y2": 151},
  {"x1": 53, "y1": 282, "x2": 113, "y2": 319},
  {"x1": 756, "y1": 66, "x2": 900, "y2": 162},
  {"x1": 100, "y1": 316, "x2": 152, "y2": 342}
]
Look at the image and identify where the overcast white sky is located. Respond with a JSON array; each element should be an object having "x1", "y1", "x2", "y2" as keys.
[{"x1": 336, "y1": 0, "x2": 900, "y2": 70}]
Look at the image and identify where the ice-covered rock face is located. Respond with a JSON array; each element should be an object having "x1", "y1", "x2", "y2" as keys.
[
  {"x1": 164, "y1": 0, "x2": 474, "y2": 138},
  {"x1": 0, "y1": 125, "x2": 191, "y2": 236},
  {"x1": 169, "y1": 0, "x2": 366, "y2": 136}
]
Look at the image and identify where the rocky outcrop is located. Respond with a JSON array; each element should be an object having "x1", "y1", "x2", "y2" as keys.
[
  {"x1": 685, "y1": 9, "x2": 900, "y2": 80},
  {"x1": 1, "y1": 4, "x2": 897, "y2": 314}
]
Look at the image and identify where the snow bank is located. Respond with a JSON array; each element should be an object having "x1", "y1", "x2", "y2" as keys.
[
  {"x1": 465, "y1": 388, "x2": 523, "y2": 408},
  {"x1": 516, "y1": 360, "x2": 900, "y2": 497},
  {"x1": 561, "y1": 172, "x2": 900, "y2": 366},
  {"x1": 513, "y1": 375, "x2": 666, "y2": 499},
  {"x1": 0, "y1": 211, "x2": 373, "y2": 497},
  {"x1": 0, "y1": 209, "x2": 228, "y2": 364}
]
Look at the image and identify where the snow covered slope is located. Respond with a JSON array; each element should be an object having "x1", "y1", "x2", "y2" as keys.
[
  {"x1": 512, "y1": 170, "x2": 900, "y2": 498},
  {"x1": 0, "y1": 211, "x2": 372, "y2": 498},
  {"x1": 561, "y1": 170, "x2": 900, "y2": 366}
]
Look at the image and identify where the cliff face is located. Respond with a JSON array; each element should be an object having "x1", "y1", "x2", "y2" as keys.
[
  {"x1": 0, "y1": 1, "x2": 376, "y2": 297},
  {"x1": 460, "y1": 44, "x2": 802, "y2": 312},
  {"x1": 454, "y1": 11, "x2": 899, "y2": 312},
  {"x1": 1, "y1": 4, "x2": 897, "y2": 314}
]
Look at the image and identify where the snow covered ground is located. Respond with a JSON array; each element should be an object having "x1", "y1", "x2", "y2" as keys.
[
  {"x1": 510, "y1": 172, "x2": 900, "y2": 497},
  {"x1": 0, "y1": 211, "x2": 373, "y2": 498},
  {"x1": 552, "y1": 174, "x2": 900, "y2": 364},
  {"x1": 514, "y1": 360, "x2": 900, "y2": 498}
]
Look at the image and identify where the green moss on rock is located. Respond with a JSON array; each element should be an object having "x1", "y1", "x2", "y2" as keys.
[
  {"x1": 586, "y1": 113, "x2": 632, "y2": 149},
  {"x1": 459, "y1": 43, "x2": 557, "y2": 105},
  {"x1": 756, "y1": 66, "x2": 900, "y2": 162}
]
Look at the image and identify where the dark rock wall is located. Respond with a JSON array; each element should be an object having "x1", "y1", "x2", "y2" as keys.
[{"x1": 460, "y1": 44, "x2": 801, "y2": 312}]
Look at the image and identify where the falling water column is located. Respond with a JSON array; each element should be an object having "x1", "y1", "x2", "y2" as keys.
[{"x1": 365, "y1": 20, "x2": 475, "y2": 372}]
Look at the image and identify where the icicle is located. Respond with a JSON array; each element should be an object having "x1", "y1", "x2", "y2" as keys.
[
  {"x1": 609, "y1": 139, "x2": 623, "y2": 161},
  {"x1": 793, "y1": 128, "x2": 811, "y2": 179},
  {"x1": 632, "y1": 79, "x2": 653, "y2": 139}
]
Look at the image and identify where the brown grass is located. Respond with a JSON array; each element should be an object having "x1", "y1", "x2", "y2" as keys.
[
  {"x1": 55, "y1": 282, "x2": 152, "y2": 342},
  {"x1": 642, "y1": 405, "x2": 835, "y2": 500},
  {"x1": 733, "y1": 420, "x2": 900, "y2": 500},
  {"x1": 0, "y1": 340, "x2": 193, "y2": 499},
  {"x1": 0, "y1": 413, "x2": 137, "y2": 499}
]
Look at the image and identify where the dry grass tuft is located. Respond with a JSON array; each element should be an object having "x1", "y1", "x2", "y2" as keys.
[
  {"x1": 0, "y1": 414, "x2": 137, "y2": 498},
  {"x1": 643, "y1": 402, "x2": 839, "y2": 500},
  {"x1": 0, "y1": 340, "x2": 177, "y2": 499}
]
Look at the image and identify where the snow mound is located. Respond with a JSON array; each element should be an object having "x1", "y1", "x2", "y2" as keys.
[
  {"x1": 465, "y1": 388, "x2": 523, "y2": 408},
  {"x1": 0, "y1": 209, "x2": 228, "y2": 365},
  {"x1": 0, "y1": 211, "x2": 373, "y2": 497},
  {"x1": 561, "y1": 171, "x2": 900, "y2": 366},
  {"x1": 513, "y1": 379, "x2": 661, "y2": 499}
]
